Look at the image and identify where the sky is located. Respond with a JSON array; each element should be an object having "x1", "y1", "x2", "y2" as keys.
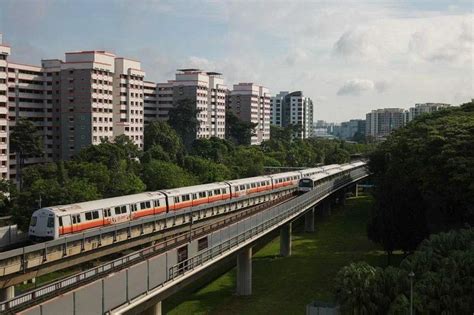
[{"x1": 0, "y1": 0, "x2": 473, "y2": 122}]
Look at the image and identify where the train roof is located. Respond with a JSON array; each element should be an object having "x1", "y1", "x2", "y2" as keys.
[
  {"x1": 225, "y1": 175, "x2": 272, "y2": 185},
  {"x1": 300, "y1": 167, "x2": 324, "y2": 175},
  {"x1": 160, "y1": 182, "x2": 229, "y2": 196},
  {"x1": 321, "y1": 164, "x2": 340, "y2": 170},
  {"x1": 268, "y1": 171, "x2": 302, "y2": 179},
  {"x1": 43, "y1": 191, "x2": 166, "y2": 215}
]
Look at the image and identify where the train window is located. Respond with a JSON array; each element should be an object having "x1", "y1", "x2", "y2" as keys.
[
  {"x1": 30, "y1": 216, "x2": 37, "y2": 227},
  {"x1": 235, "y1": 186, "x2": 239, "y2": 192},
  {"x1": 192, "y1": 194, "x2": 197, "y2": 199},
  {"x1": 240, "y1": 185, "x2": 245, "y2": 190},
  {"x1": 199, "y1": 192, "x2": 206, "y2": 198},
  {"x1": 85, "y1": 212, "x2": 92, "y2": 221},
  {"x1": 198, "y1": 237, "x2": 208, "y2": 251},
  {"x1": 93, "y1": 211, "x2": 99, "y2": 219},
  {"x1": 121, "y1": 206, "x2": 127, "y2": 214},
  {"x1": 208, "y1": 191, "x2": 213, "y2": 197},
  {"x1": 140, "y1": 202, "x2": 146, "y2": 209},
  {"x1": 59, "y1": 217, "x2": 63, "y2": 227},
  {"x1": 47, "y1": 217, "x2": 54, "y2": 228},
  {"x1": 72, "y1": 216, "x2": 76, "y2": 224},
  {"x1": 182, "y1": 195, "x2": 190, "y2": 202},
  {"x1": 251, "y1": 183, "x2": 256, "y2": 188},
  {"x1": 246, "y1": 184, "x2": 250, "y2": 189},
  {"x1": 154, "y1": 200, "x2": 160, "y2": 207},
  {"x1": 131, "y1": 204, "x2": 137, "y2": 212},
  {"x1": 115, "y1": 207, "x2": 121, "y2": 215},
  {"x1": 222, "y1": 188, "x2": 227, "y2": 194},
  {"x1": 174, "y1": 197, "x2": 180, "y2": 203},
  {"x1": 145, "y1": 201, "x2": 151, "y2": 208},
  {"x1": 214, "y1": 189, "x2": 220, "y2": 195}
]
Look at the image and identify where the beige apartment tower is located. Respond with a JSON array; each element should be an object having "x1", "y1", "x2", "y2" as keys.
[
  {"x1": 227, "y1": 83, "x2": 271, "y2": 145},
  {"x1": 156, "y1": 69, "x2": 227, "y2": 139},
  {"x1": 0, "y1": 35, "x2": 10, "y2": 180}
]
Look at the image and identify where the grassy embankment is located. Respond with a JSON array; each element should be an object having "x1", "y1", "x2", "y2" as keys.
[{"x1": 165, "y1": 194, "x2": 403, "y2": 315}]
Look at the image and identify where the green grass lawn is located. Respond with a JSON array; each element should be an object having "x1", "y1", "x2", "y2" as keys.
[{"x1": 165, "y1": 195, "x2": 403, "y2": 315}]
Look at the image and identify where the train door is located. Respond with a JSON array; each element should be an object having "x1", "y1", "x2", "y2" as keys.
[
  {"x1": 177, "y1": 245, "x2": 188, "y2": 274},
  {"x1": 71, "y1": 214, "x2": 81, "y2": 233},
  {"x1": 58, "y1": 215, "x2": 72, "y2": 236}
]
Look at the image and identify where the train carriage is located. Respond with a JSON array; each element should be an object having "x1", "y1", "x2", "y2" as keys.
[
  {"x1": 161, "y1": 182, "x2": 231, "y2": 211},
  {"x1": 226, "y1": 176, "x2": 273, "y2": 198},
  {"x1": 29, "y1": 162, "x2": 366, "y2": 241}
]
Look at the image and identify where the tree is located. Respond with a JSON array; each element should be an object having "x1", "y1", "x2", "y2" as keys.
[
  {"x1": 142, "y1": 160, "x2": 196, "y2": 190},
  {"x1": 168, "y1": 99, "x2": 201, "y2": 150},
  {"x1": 183, "y1": 156, "x2": 233, "y2": 183},
  {"x1": 334, "y1": 228, "x2": 474, "y2": 314},
  {"x1": 10, "y1": 118, "x2": 43, "y2": 189},
  {"x1": 334, "y1": 262, "x2": 378, "y2": 314},
  {"x1": 225, "y1": 110, "x2": 257, "y2": 146},
  {"x1": 368, "y1": 101, "x2": 474, "y2": 253},
  {"x1": 143, "y1": 121, "x2": 184, "y2": 161},
  {"x1": 190, "y1": 137, "x2": 234, "y2": 163}
]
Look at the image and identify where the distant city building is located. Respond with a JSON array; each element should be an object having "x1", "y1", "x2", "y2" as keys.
[
  {"x1": 366, "y1": 108, "x2": 404, "y2": 140},
  {"x1": 156, "y1": 69, "x2": 227, "y2": 139},
  {"x1": 271, "y1": 91, "x2": 314, "y2": 139},
  {"x1": 404, "y1": 103, "x2": 450, "y2": 124},
  {"x1": 339, "y1": 119, "x2": 365, "y2": 140},
  {"x1": 227, "y1": 83, "x2": 271, "y2": 145}
]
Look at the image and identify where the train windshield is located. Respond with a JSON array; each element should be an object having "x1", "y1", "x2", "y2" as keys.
[
  {"x1": 30, "y1": 216, "x2": 37, "y2": 227},
  {"x1": 299, "y1": 179, "x2": 313, "y2": 188},
  {"x1": 47, "y1": 217, "x2": 55, "y2": 228}
]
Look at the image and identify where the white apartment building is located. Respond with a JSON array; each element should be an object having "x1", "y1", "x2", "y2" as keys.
[
  {"x1": 271, "y1": 91, "x2": 314, "y2": 139},
  {"x1": 7, "y1": 62, "x2": 54, "y2": 181},
  {"x1": 143, "y1": 80, "x2": 158, "y2": 123},
  {"x1": 365, "y1": 108, "x2": 404, "y2": 140},
  {"x1": 404, "y1": 103, "x2": 450, "y2": 124},
  {"x1": 0, "y1": 35, "x2": 10, "y2": 179},
  {"x1": 113, "y1": 58, "x2": 145, "y2": 149},
  {"x1": 227, "y1": 83, "x2": 271, "y2": 145},
  {"x1": 157, "y1": 69, "x2": 227, "y2": 139}
]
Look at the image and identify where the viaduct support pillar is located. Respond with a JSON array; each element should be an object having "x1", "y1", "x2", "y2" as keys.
[
  {"x1": 355, "y1": 184, "x2": 359, "y2": 197},
  {"x1": 142, "y1": 301, "x2": 162, "y2": 315},
  {"x1": 0, "y1": 286, "x2": 14, "y2": 302},
  {"x1": 280, "y1": 223, "x2": 292, "y2": 257},
  {"x1": 236, "y1": 247, "x2": 252, "y2": 295},
  {"x1": 304, "y1": 208, "x2": 315, "y2": 233},
  {"x1": 322, "y1": 200, "x2": 331, "y2": 217}
]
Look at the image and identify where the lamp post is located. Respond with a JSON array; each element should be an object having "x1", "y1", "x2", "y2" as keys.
[{"x1": 409, "y1": 271, "x2": 415, "y2": 315}]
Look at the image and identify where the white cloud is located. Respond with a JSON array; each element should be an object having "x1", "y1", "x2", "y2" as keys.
[{"x1": 337, "y1": 79, "x2": 375, "y2": 96}]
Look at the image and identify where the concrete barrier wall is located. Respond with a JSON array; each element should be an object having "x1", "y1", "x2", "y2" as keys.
[{"x1": 0, "y1": 225, "x2": 27, "y2": 249}]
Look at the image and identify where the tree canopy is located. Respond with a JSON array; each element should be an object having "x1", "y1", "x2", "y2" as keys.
[
  {"x1": 225, "y1": 110, "x2": 257, "y2": 146},
  {"x1": 168, "y1": 99, "x2": 201, "y2": 150},
  {"x1": 368, "y1": 101, "x2": 474, "y2": 254},
  {"x1": 335, "y1": 228, "x2": 474, "y2": 314}
]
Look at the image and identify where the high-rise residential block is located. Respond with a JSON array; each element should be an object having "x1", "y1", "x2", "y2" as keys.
[
  {"x1": 113, "y1": 58, "x2": 145, "y2": 148},
  {"x1": 227, "y1": 83, "x2": 271, "y2": 145},
  {"x1": 271, "y1": 91, "x2": 314, "y2": 139},
  {"x1": 156, "y1": 69, "x2": 227, "y2": 139},
  {"x1": 404, "y1": 103, "x2": 450, "y2": 124},
  {"x1": 0, "y1": 35, "x2": 10, "y2": 180},
  {"x1": 365, "y1": 108, "x2": 404, "y2": 140},
  {"x1": 143, "y1": 80, "x2": 158, "y2": 123}
]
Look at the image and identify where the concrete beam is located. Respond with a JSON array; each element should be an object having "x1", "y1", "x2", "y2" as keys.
[
  {"x1": 142, "y1": 301, "x2": 162, "y2": 315},
  {"x1": 280, "y1": 223, "x2": 292, "y2": 257},
  {"x1": 236, "y1": 247, "x2": 252, "y2": 295},
  {"x1": 304, "y1": 209, "x2": 315, "y2": 233},
  {"x1": 0, "y1": 286, "x2": 14, "y2": 302}
]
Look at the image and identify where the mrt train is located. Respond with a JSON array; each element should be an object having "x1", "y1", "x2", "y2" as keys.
[{"x1": 28, "y1": 162, "x2": 363, "y2": 241}]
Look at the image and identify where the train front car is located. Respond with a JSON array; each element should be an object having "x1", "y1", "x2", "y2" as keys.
[
  {"x1": 29, "y1": 208, "x2": 58, "y2": 242},
  {"x1": 298, "y1": 177, "x2": 315, "y2": 193}
]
